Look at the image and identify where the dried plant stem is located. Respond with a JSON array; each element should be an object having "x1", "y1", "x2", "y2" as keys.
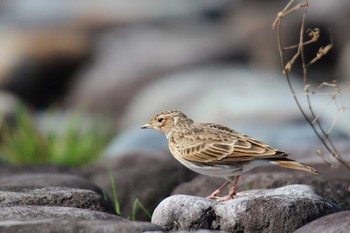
[{"x1": 273, "y1": 0, "x2": 350, "y2": 169}]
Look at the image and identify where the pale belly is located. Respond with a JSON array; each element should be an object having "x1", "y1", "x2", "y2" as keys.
[
  {"x1": 173, "y1": 154, "x2": 242, "y2": 177},
  {"x1": 173, "y1": 153, "x2": 272, "y2": 178}
]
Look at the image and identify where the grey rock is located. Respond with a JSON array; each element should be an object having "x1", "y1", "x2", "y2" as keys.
[
  {"x1": 173, "y1": 164, "x2": 350, "y2": 210},
  {"x1": 294, "y1": 211, "x2": 350, "y2": 233},
  {"x1": 81, "y1": 150, "x2": 197, "y2": 220},
  {"x1": 152, "y1": 185, "x2": 341, "y2": 233},
  {"x1": 147, "y1": 231, "x2": 227, "y2": 233},
  {"x1": 0, "y1": 206, "x2": 122, "y2": 220},
  {"x1": 0, "y1": 164, "x2": 75, "y2": 175},
  {"x1": 0, "y1": 29, "x2": 89, "y2": 108},
  {"x1": 0, "y1": 187, "x2": 115, "y2": 214},
  {"x1": 0, "y1": 0, "x2": 232, "y2": 26},
  {"x1": 0, "y1": 218, "x2": 161, "y2": 233},
  {"x1": 65, "y1": 24, "x2": 237, "y2": 118},
  {"x1": 0, "y1": 173, "x2": 104, "y2": 195}
]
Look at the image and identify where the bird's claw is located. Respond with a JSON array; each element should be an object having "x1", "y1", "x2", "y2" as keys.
[{"x1": 207, "y1": 193, "x2": 237, "y2": 201}]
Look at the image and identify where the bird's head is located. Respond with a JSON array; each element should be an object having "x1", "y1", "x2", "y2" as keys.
[{"x1": 141, "y1": 110, "x2": 193, "y2": 136}]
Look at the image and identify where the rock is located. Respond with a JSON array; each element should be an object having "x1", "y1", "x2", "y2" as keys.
[
  {"x1": 152, "y1": 185, "x2": 341, "y2": 232},
  {"x1": 224, "y1": 1, "x2": 284, "y2": 71},
  {"x1": 0, "y1": 206, "x2": 122, "y2": 220},
  {"x1": 0, "y1": 164, "x2": 75, "y2": 175},
  {"x1": 0, "y1": 173, "x2": 104, "y2": 195},
  {"x1": 65, "y1": 24, "x2": 238, "y2": 118},
  {"x1": 1, "y1": 0, "x2": 232, "y2": 26},
  {"x1": 173, "y1": 164, "x2": 350, "y2": 210},
  {"x1": 80, "y1": 150, "x2": 197, "y2": 220},
  {"x1": 0, "y1": 186, "x2": 115, "y2": 214},
  {"x1": 147, "y1": 230, "x2": 228, "y2": 233},
  {"x1": 0, "y1": 218, "x2": 162, "y2": 233},
  {"x1": 0, "y1": 28, "x2": 90, "y2": 108},
  {"x1": 294, "y1": 211, "x2": 350, "y2": 233}
]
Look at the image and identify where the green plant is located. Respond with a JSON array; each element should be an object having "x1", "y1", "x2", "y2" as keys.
[
  {"x1": 107, "y1": 165, "x2": 151, "y2": 221},
  {"x1": 0, "y1": 105, "x2": 114, "y2": 166},
  {"x1": 108, "y1": 165, "x2": 121, "y2": 215},
  {"x1": 131, "y1": 197, "x2": 152, "y2": 220}
]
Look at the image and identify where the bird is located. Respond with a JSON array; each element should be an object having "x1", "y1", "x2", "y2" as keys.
[{"x1": 141, "y1": 110, "x2": 319, "y2": 201}]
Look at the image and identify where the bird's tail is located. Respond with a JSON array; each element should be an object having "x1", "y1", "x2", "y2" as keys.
[{"x1": 271, "y1": 158, "x2": 319, "y2": 174}]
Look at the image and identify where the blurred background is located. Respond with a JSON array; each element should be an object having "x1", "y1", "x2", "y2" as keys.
[{"x1": 0, "y1": 0, "x2": 349, "y2": 166}]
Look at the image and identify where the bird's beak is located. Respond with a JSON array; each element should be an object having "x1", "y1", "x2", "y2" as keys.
[{"x1": 141, "y1": 123, "x2": 152, "y2": 129}]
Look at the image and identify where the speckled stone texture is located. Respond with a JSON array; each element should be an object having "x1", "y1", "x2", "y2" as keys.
[
  {"x1": 294, "y1": 211, "x2": 350, "y2": 233},
  {"x1": 152, "y1": 185, "x2": 341, "y2": 233},
  {"x1": 0, "y1": 218, "x2": 163, "y2": 233}
]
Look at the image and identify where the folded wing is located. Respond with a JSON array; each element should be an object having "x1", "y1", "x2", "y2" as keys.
[{"x1": 170, "y1": 124, "x2": 288, "y2": 164}]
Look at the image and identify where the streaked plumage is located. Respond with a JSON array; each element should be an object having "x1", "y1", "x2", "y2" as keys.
[{"x1": 142, "y1": 110, "x2": 319, "y2": 201}]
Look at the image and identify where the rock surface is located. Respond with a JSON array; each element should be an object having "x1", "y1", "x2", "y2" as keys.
[
  {"x1": 65, "y1": 24, "x2": 237, "y2": 117},
  {"x1": 172, "y1": 164, "x2": 350, "y2": 210},
  {"x1": 152, "y1": 185, "x2": 341, "y2": 233},
  {"x1": 294, "y1": 211, "x2": 350, "y2": 233},
  {"x1": 0, "y1": 173, "x2": 104, "y2": 195},
  {"x1": 0, "y1": 28, "x2": 90, "y2": 108},
  {"x1": 0, "y1": 164, "x2": 76, "y2": 175},
  {"x1": 0, "y1": 187, "x2": 115, "y2": 214},
  {"x1": 146, "y1": 231, "x2": 228, "y2": 233},
  {"x1": 0, "y1": 170, "x2": 169, "y2": 232},
  {"x1": 0, "y1": 206, "x2": 121, "y2": 220},
  {"x1": 0, "y1": 218, "x2": 162, "y2": 233}
]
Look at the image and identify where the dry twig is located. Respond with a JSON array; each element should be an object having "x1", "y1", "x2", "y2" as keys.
[{"x1": 273, "y1": 0, "x2": 350, "y2": 169}]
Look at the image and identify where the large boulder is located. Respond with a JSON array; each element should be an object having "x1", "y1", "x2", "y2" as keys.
[
  {"x1": 0, "y1": 187, "x2": 115, "y2": 214},
  {"x1": 0, "y1": 28, "x2": 90, "y2": 108},
  {"x1": 0, "y1": 218, "x2": 162, "y2": 233},
  {"x1": 152, "y1": 185, "x2": 341, "y2": 232},
  {"x1": 0, "y1": 173, "x2": 104, "y2": 195},
  {"x1": 172, "y1": 164, "x2": 350, "y2": 210},
  {"x1": 294, "y1": 210, "x2": 350, "y2": 233},
  {"x1": 0, "y1": 164, "x2": 75, "y2": 175},
  {"x1": 0, "y1": 206, "x2": 121, "y2": 220},
  {"x1": 65, "y1": 24, "x2": 238, "y2": 118}
]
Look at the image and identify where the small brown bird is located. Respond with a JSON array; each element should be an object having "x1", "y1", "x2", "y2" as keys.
[{"x1": 142, "y1": 110, "x2": 319, "y2": 201}]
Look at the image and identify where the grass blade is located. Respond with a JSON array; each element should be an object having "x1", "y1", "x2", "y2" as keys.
[{"x1": 108, "y1": 165, "x2": 120, "y2": 215}]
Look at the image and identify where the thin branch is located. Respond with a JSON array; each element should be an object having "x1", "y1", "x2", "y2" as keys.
[
  {"x1": 273, "y1": 0, "x2": 350, "y2": 170},
  {"x1": 308, "y1": 30, "x2": 333, "y2": 66}
]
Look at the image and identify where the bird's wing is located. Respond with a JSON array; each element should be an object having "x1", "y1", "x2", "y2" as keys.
[{"x1": 170, "y1": 124, "x2": 287, "y2": 164}]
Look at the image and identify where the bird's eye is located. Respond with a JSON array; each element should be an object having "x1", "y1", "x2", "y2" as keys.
[{"x1": 157, "y1": 118, "x2": 164, "y2": 123}]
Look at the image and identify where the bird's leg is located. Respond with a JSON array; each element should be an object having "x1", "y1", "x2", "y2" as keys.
[
  {"x1": 228, "y1": 175, "x2": 240, "y2": 197},
  {"x1": 218, "y1": 176, "x2": 240, "y2": 201},
  {"x1": 206, "y1": 180, "x2": 231, "y2": 199}
]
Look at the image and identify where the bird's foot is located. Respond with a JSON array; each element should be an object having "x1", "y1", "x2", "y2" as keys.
[
  {"x1": 206, "y1": 190, "x2": 221, "y2": 200},
  {"x1": 207, "y1": 192, "x2": 237, "y2": 201},
  {"x1": 218, "y1": 192, "x2": 237, "y2": 202}
]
